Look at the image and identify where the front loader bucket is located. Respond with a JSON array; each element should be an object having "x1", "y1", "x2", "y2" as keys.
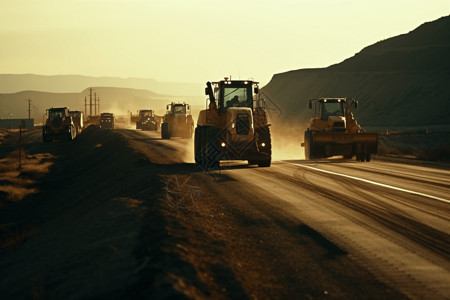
[{"x1": 310, "y1": 132, "x2": 378, "y2": 158}]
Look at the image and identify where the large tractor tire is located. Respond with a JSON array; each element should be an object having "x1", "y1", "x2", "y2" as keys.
[
  {"x1": 42, "y1": 127, "x2": 49, "y2": 143},
  {"x1": 196, "y1": 126, "x2": 220, "y2": 169},
  {"x1": 161, "y1": 123, "x2": 170, "y2": 139},
  {"x1": 194, "y1": 127, "x2": 201, "y2": 165},
  {"x1": 255, "y1": 126, "x2": 271, "y2": 167},
  {"x1": 304, "y1": 130, "x2": 314, "y2": 160}
]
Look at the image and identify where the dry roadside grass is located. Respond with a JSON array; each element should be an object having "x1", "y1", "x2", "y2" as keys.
[
  {"x1": 378, "y1": 131, "x2": 450, "y2": 161},
  {"x1": 0, "y1": 131, "x2": 55, "y2": 252}
]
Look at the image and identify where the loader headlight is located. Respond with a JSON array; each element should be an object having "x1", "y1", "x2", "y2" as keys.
[
  {"x1": 261, "y1": 142, "x2": 266, "y2": 147},
  {"x1": 231, "y1": 123, "x2": 235, "y2": 129},
  {"x1": 221, "y1": 142, "x2": 226, "y2": 148}
]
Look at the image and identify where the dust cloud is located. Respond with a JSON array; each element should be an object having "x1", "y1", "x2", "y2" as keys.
[{"x1": 270, "y1": 117, "x2": 307, "y2": 161}]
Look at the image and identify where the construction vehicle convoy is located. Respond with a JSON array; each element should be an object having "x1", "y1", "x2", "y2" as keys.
[
  {"x1": 301, "y1": 98, "x2": 378, "y2": 162},
  {"x1": 42, "y1": 107, "x2": 76, "y2": 142},
  {"x1": 161, "y1": 102, "x2": 194, "y2": 139},
  {"x1": 99, "y1": 112, "x2": 115, "y2": 129},
  {"x1": 194, "y1": 78, "x2": 271, "y2": 168},
  {"x1": 136, "y1": 109, "x2": 159, "y2": 131}
]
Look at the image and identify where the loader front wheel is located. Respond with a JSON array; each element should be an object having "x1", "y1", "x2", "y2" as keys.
[
  {"x1": 196, "y1": 126, "x2": 220, "y2": 169},
  {"x1": 194, "y1": 127, "x2": 201, "y2": 165},
  {"x1": 161, "y1": 123, "x2": 170, "y2": 139}
]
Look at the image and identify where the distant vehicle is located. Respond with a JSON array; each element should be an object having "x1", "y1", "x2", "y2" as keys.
[
  {"x1": 136, "y1": 109, "x2": 158, "y2": 131},
  {"x1": 161, "y1": 102, "x2": 194, "y2": 139},
  {"x1": 43, "y1": 107, "x2": 76, "y2": 142},
  {"x1": 69, "y1": 110, "x2": 84, "y2": 135},
  {"x1": 301, "y1": 98, "x2": 378, "y2": 161},
  {"x1": 195, "y1": 78, "x2": 271, "y2": 168},
  {"x1": 99, "y1": 113, "x2": 114, "y2": 129}
]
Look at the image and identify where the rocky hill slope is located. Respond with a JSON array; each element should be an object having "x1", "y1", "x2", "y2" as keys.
[{"x1": 262, "y1": 15, "x2": 450, "y2": 130}]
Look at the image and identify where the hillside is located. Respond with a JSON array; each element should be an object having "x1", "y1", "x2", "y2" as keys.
[{"x1": 262, "y1": 15, "x2": 450, "y2": 130}]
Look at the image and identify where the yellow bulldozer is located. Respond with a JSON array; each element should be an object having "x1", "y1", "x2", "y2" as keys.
[
  {"x1": 194, "y1": 78, "x2": 271, "y2": 168},
  {"x1": 301, "y1": 98, "x2": 377, "y2": 162}
]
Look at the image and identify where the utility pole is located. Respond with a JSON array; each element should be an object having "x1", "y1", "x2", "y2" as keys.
[
  {"x1": 94, "y1": 92, "x2": 97, "y2": 115},
  {"x1": 26, "y1": 99, "x2": 32, "y2": 119},
  {"x1": 89, "y1": 88, "x2": 93, "y2": 116},
  {"x1": 97, "y1": 97, "x2": 100, "y2": 114},
  {"x1": 84, "y1": 96, "x2": 87, "y2": 116}
]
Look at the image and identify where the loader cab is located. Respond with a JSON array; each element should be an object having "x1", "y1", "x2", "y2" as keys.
[
  {"x1": 167, "y1": 103, "x2": 190, "y2": 115},
  {"x1": 49, "y1": 108, "x2": 69, "y2": 120},
  {"x1": 207, "y1": 79, "x2": 259, "y2": 113},
  {"x1": 139, "y1": 110, "x2": 154, "y2": 118},
  {"x1": 310, "y1": 98, "x2": 346, "y2": 121}
]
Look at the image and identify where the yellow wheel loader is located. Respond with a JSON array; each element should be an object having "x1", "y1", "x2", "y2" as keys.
[
  {"x1": 136, "y1": 109, "x2": 158, "y2": 131},
  {"x1": 161, "y1": 102, "x2": 194, "y2": 139},
  {"x1": 301, "y1": 98, "x2": 377, "y2": 162},
  {"x1": 42, "y1": 107, "x2": 76, "y2": 142},
  {"x1": 195, "y1": 78, "x2": 271, "y2": 169}
]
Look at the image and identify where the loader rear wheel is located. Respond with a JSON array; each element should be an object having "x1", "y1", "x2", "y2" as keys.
[
  {"x1": 304, "y1": 130, "x2": 315, "y2": 160},
  {"x1": 161, "y1": 123, "x2": 170, "y2": 139}
]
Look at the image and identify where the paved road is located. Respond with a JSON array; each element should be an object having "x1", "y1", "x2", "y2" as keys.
[
  {"x1": 1, "y1": 127, "x2": 448, "y2": 299},
  {"x1": 127, "y1": 129, "x2": 450, "y2": 299}
]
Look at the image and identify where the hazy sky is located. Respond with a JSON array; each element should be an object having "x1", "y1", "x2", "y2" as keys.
[{"x1": 1, "y1": 0, "x2": 449, "y2": 86}]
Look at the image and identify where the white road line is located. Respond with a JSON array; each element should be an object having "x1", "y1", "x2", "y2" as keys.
[{"x1": 284, "y1": 162, "x2": 450, "y2": 204}]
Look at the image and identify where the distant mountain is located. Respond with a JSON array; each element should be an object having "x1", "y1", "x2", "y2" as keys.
[
  {"x1": 0, "y1": 74, "x2": 203, "y2": 97},
  {"x1": 262, "y1": 15, "x2": 450, "y2": 129},
  {"x1": 0, "y1": 87, "x2": 204, "y2": 120}
]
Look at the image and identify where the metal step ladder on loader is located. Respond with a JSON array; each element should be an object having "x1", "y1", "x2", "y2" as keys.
[
  {"x1": 301, "y1": 98, "x2": 378, "y2": 162},
  {"x1": 195, "y1": 78, "x2": 272, "y2": 169}
]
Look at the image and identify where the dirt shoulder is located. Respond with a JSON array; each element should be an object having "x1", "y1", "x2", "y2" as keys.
[{"x1": 0, "y1": 127, "x2": 407, "y2": 299}]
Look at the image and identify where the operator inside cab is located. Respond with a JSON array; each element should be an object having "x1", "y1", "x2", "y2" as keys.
[
  {"x1": 224, "y1": 87, "x2": 252, "y2": 109},
  {"x1": 321, "y1": 100, "x2": 344, "y2": 120}
]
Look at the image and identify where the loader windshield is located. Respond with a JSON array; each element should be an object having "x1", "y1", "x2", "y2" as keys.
[
  {"x1": 321, "y1": 101, "x2": 344, "y2": 120},
  {"x1": 223, "y1": 86, "x2": 252, "y2": 110},
  {"x1": 173, "y1": 105, "x2": 186, "y2": 114},
  {"x1": 50, "y1": 110, "x2": 65, "y2": 119},
  {"x1": 141, "y1": 111, "x2": 153, "y2": 117}
]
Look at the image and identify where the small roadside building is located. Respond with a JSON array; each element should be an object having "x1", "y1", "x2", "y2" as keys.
[{"x1": 0, "y1": 119, "x2": 34, "y2": 129}]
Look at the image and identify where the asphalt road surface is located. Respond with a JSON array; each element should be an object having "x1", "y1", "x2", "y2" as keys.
[{"x1": 1, "y1": 127, "x2": 448, "y2": 299}]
